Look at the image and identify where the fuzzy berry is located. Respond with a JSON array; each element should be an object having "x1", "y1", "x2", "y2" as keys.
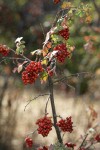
[
  {"x1": 22, "y1": 61, "x2": 43, "y2": 84},
  {"x1": 58, "y1": 28, "x2": 70, "y2": 40},
  {"x1": 95, "y1": 134, "x2": 100, "y2": 142},
  {"x1": 25, "y1": 137, "x2": 33, "y2": 148},
  {"x1": 0, "y1": 44, "x2": 10, "y2": 56},
  {"x1": 54, "y1": 0, "x2": 60, "y2": 4},
  {"x1": 53, "y1": 44, "x2": 70, "y2": 63},
  {"x1": 38, "y1": 146, "x2": 48, "y2": 150},
  {"x1": 65, "y1": 142, "x2": 76, "y2": 148},
  {"x1": 36, "y1": 116, "x2": 52, "y2": 137},
  {"x1": 56, "y1": 116, "x2": 73, "y2": 133}
]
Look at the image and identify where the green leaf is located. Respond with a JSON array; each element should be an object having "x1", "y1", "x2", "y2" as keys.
[
  {"x1": 40, "y1": 71, "x2": 48, "y2": 84},
  {"x1": 16, "y1": 46, "x2": 24, "y2": 55}
]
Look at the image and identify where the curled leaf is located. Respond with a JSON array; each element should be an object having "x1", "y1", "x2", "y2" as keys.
[
  {"x1": 31, "y1": 49, "x2": 42, "y2": 55},
  {"x1": 49, "y1": 51, "x2": 58, "y2": 61},
  {"x1": 15, "y1": 37, "x2": 23, "y2": 43},
  {"x1": 18, "y1": 64, "x2": 23, "y2": 73}
]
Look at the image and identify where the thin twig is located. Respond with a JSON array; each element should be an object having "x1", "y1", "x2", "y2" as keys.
[
  {"x1": 52, "y1": 8, "x2": 62, "y2": 28},
  {"x1": 40, "y1": 23, "x2": 46, "y2": 40},
  {"x1": 24, "y1": 93, "x2": 50, "y2": 111},
  {"x1": 56, "y1": 115, "x2": 63, "y2": 119},
  {"x1": 86, "y1": 141, "x2": 98, "y2": 149},
  {"x1": 78, "y1": 133, "x2": 88, "y2": 150},
  {"x1": 53, "y1": 72, "x2": 94, "y2": 84},
  {"x1": 10, "y1": 48, "x2": 31, "y2": 62},
  {"x1": 26, "y1": 129, "x2": 37, "y2": 137},
  {"x1": 2, "y1": 57, "x2": 26, "y2": 61},
  {"x1": 45, "y1": 96, "x2": 50, "y2": 115},
  {"x1": 0, "y1": 59, "x2": 5, "y2": 64},
  {"x1": 62, "y1": 133, "x2": 65, "y2": 140}
]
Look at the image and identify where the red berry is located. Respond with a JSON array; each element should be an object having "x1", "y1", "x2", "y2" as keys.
[
  {"x1": 36, "y1": 116, "x2": 52, "y2": 137},
  {"x1": 53, "y1": 44, "x2": 70, "y2": 63},
  {"x1": 0, "y1": 44, "x2": 10, "y2": 56},
  {"x1": 56, "y1": 116, "x2": 73, "y2": 133},
  {"x1": 25, "y1": 137, "x2": 33, "y2": 148},
  {"x1": 65, "y1": 142, "x2": 76, "y2": 148},
  {"x1": 95, "y1": 134, "x2": 100, "y2": 142},
  {"x1": 47, "y1": 67, "x2": 53, "y2": 76},
  {"x1": 53, "y1": 0, "x2": 60, "y2": 4},
  {"x1": 22, "y1": 61, "x2": 43, "y2": 84},
  {"x1": 58, "y1": 28, "x2": 70, "y2": 40}
]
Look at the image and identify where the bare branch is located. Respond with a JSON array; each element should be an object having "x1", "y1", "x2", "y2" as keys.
[
  {"x1": 53, "y1": 72, "x2": 94, "y2": 84},
  {"x1": 45, "y1": 96, "x2": 50, "y2": 115},
  {"x1": 10, "y1": 48, "x2": 31, "y2": 62},
  {"x1": 78, "y1": 133, "x2": 88, "y2": 150},
  {"x1": 26, "y1": 129, "x2": 37, "y2": 137},
  {"x1": 0, "y1": 59, "x2": 5, "y2": 64},
  {"x1": 24, "y1": 93, "x2": 50, "y2": 111},
  {"x1": 2, "y1": 57, "x2": 26, "y2": 61}
]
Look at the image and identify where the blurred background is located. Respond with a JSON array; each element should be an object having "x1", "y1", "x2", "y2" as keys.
[{"x1": 0, "y1": 0, "x2": 100, "y2": 150}]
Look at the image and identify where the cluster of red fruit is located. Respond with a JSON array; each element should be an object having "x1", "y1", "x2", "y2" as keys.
[
  {"x1": 36, "y1": 116, "x2": 52, "y2": 137},
  {"x1": 0, "y1": 44, "x2": 10, "y2": 56},
  {"x1": 65, "y1": 142, "x2": 76, "y2": 148},
  {"x1": 53, "y1": 43, "x2": 70, "y2": 63},
  {"x1": 25, "y1": 137, "x2": 33, "y2": 148},
  {"x1": 56, "y1": 116, "x2": 73, "y2": 132},
  {"x1": 22, "y1": 61, "x2": 43, "y2": 84},
  {"x1": 58, "y1": 28, "x2": 70, "y2": 40},
  {"x1": 38, "y1": 146, "x2": 48, "y2": 150}
]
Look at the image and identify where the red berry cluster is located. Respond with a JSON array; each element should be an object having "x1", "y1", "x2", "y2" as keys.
[
  {"x1": 56, "y1": 116, "x2": 73, "y2": 132},
  {"x1": 47, "y1": 67, "x2": 53, "y2": 76},
  {"x1": 54, "y1": 0, "x2": 60, "y2": 4},
  {"x1": 0, "y1": 44, "x2": 10, "y2": 56},
  {"x1": 58, "y1": 28, "x2": 70, "y2": 40},
  {"x1": 53, "y1": 43, "x2": 70, "y2": 63},
  {"x1": 22, "y1": 61, "x2": 43, "y2": 84},
  {"x1": 65, "y1": 142, "x2": 76, "y2": 148},
  {"x1": 25, "y1": 137, "x2": 33, "y2": 148},
  {"x1": 95, "y1": 134, "x2": 100, "y2": 142},
  {"x1": 38, "y1": 146, "x2": 48, "y2": 150},
  {"x1": 36, "y1": 116, "x2": 52, "y2": 137}
]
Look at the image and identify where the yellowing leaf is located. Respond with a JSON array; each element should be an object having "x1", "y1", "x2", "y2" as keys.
[
  {"x1": 40, "y1": 71, "x2": 48, "y2": 84},
  {"x1": 42, "y1": 47, "x2": 48, "y2": 57},
  {"x1": 41, "y1": 59, "x2": 48, "y2": 65},
  {"x1": 85, "y1": 15, "x2": 92, "y2": 23},
  {"x1": 46, "y1": 42, "x2": 52, "y2": 49},
  {"x1": 61, "y1": 1, "x2": 71, "y2": 9},
  {"x1": 31, "y1": 49, "x2": 42, "y2": 55}
]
